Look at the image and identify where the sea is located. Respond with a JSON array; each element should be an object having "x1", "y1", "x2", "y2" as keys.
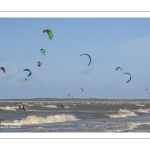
[{"x1": 0, "y1": 98, "x2": 150, "y2": 132}]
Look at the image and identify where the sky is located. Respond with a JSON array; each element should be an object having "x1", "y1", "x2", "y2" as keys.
[{"x1": 1, "y1": 18, "x2": 150, "y2": 99}]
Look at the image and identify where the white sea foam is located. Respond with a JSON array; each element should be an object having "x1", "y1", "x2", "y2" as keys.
[
  {"x1": 0, "y1": 114, "x2": 78, "y2": 125},
  {"x1": 38, "y1": 102, "x2": 44, "y2": 106},
  {"x1": 0, "y1": 106, "x2": 18, "y2": 111},
  {"x1": 134, "y1": 108, "x2": 150, "y2": 113},
  {"x1": 135, "y1": 104, "x2": 145, "y2": 106},
  {"x1": 22, "y1": 103, "x2": 29, "y2": 105},
  {"x1": 27, "y1": 104, "x2": 35, "y2": 107},
  {"x1": 107, "y1": 122, "x2": 150, "y2": 132},
  {"x1": 26, "y1": 110, "x2": 44, "y2": 112},
  {"x1": 107, "y1": 109, "x2": 137, "y2": 118},
  {"x1": 64, "y1": 106, "x2": 70, "y2": 108},
  {"x1": 22, "y1": 103, "x2": 35, "y2": 107},
  {"x1": 42, "y1": 105, "x2": 57, "y2": 108},
  {"x1": 72, "y1": 104, "x2": 76, "y2": 106},
  {"x1": 32, "y1": 127, "x2": 47, "y2": 131}
]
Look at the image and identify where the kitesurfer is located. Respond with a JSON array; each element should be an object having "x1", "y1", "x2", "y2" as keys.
[
  {"x1": 19, "y1": 106, "x2": 22, "y2": 109},
  {"x1": 61, "y1": 104, "x2": 64, "y2": 108},
  {"x1": 23, "y1": 106, "x2": 26, "y2": 111}
]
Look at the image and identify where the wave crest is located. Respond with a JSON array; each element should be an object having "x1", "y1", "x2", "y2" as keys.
[
  {"x1": 0, "y1": 114, "x2": 77, "y2": 125},
  {"x1": 0, "y1": 106, "x2": 17, "y2": 111},
  {"x1": 107, "y1": 109, "x2": 137, "y2": 118}
]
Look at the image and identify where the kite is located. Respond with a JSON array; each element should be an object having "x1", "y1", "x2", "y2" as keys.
[
  {"x1": 40, "y1": 49, "x2": 46, "y2": 56},
  {"x1": 37, "y1": 61, "x2": 42, "y2": 67},
  {"x1": 80, "y1": 53, "x2": 91, "y2": 66},
  {"x1": 123, "y1": 72, "x2": 131, "y2": 83},
  {"x1": 116, "y1": 67, "x2": 122, "y2": 71},
  {"x1": 80, "y1": 88, "x2": 84, "y2": 92},
  {"x1": 1, "y1": 67, "x2": 5, "y2": 73},
  {"x1": 43, "y1": 29, "x2": 53, "y2": 40},
  {"x1": 24, "y1": 78, "x2": 28, "y2": 82},
  {"x1": 23, "y1": 69, "x2": 32, "y2": 77}
]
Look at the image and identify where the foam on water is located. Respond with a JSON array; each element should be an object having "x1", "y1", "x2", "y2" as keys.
[
  {"x1": 135, "y1": 104, "x2": 145, "y2": 106},
  {"x1": 26, "y1": 110, "x2": 44, "y2": 112},
  {"x1": 0, "y1": 114, "x2": 78, "y2": 125},
  {"x1": 107, "y1": 109, "x2": 137, "y2": 118},
  {"x1": 0, "y1": 106, "x2": 18, "y2": 111},
  {"x1": 105, "y1": 121, "x2": 150, "y2": 132},
  {"x1": 87, "y1": 103, "x2": 91, "y2": 104},
  {"x1": 27, "y1": 104, "x2": 35, "y2": 107},
  {"x1": 33, "y1": 127, "x2": 46, "y2": 131},
  {"x1": 134, "y1": 108, "x2": 150, "y2": 113},
  {"x1": 64, "y1": 106, "x2": 70, "y2": 108},
  {"x1": 72, "y1": 104, "x2": 76, "y2": 106},
  {"x1": 42, "y1": 105, "x2": 57, "y2": 108}
]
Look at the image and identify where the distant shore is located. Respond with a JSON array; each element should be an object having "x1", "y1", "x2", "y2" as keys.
[{"x1": 0, "y1": 98, "x2": 150, "y2": 104}]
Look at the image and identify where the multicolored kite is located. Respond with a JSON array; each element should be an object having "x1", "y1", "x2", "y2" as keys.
[
  {"x1": 43, "y1": 29, "x2": 53, "y2": 40},
  {"x1": 40, "y1": 49, "x2": 46, "y2": 56},
  {"x1": 24, "y1": 78, "x2": 28, "y2": 83},
  {"x1": 37, "y1": 61, "x2": 42, "y2": 67},
  {"x1": 1, "y1": 67, "x2": 5, "y2": 73}
]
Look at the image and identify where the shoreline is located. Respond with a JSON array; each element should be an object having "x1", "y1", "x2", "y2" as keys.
[{"x1": 0, "y1": 98, "x2": 150, "y2": 104}]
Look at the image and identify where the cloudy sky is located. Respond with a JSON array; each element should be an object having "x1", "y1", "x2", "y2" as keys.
[{"x1": 0, "y1": 18, "x2": 150, "y2": 99}]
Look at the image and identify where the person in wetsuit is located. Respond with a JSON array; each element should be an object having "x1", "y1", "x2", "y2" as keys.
[
  {"x1": 19, "y1": 106, "x2": 22, "y2": 109},
  {"x1": 61, "y1": 104, "x2": 64, "y2": 108},
  {"x1": 23, "y1": 106, "x2": 26, "y2": 111}
]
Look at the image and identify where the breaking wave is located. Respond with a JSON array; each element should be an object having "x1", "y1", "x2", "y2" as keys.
[
  {"x1": 64, "y1": 106, "x2": 70, "y2": 108},
  {"x1": 42, "y1": 105, "x2": 57, "y2": 108},
  {"x1": 107, "y1": 109, "x2": 137, "y2": 118},
  {"x1": 0, "y1": 114, "x2": 78, "y2": 125},
  {"x1": 0, "y1": 106, "x2": 17, "y2": 111},
  {"x1": 134, "y1": 108, "x2": 150, "y2": 113},
  {"x1": 135, "y1": 104, "x2": 145, "y2": 106}
]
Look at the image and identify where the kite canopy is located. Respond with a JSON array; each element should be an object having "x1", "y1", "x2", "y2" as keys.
[
  {"x1": 40, "y1": 49, "x2": 46, "y2": 55},
  {"x1": 80, "y1": 88, "x2": 84, "y2": 92},
  {"x1": 43, "y1": 29, "x2": 53, "y2": 40},
  {"x1": 37, "y1": 61, "x2": 42, "y2": 67},
  {"x1": 1, "y1": 67, "x2": 5, "y2": 73},
  {"x1": 23, "y1": 69, "x2": 32, "y2": 77},
  {"x1": 116, "y1": 67, "x2": 122, "y2": 71},
  {"x1": 123, "y1": 72, "x2": 131, "y2": 83},
  {"x1": 80, "y1": 53, "x2": 91, "y2": 66},
  {"x1": 24, "y1": 78, "x2": 28, "y2": 82}
]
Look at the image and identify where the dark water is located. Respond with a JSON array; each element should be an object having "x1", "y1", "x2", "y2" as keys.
[{"x1": 0, "y1": 98, "x2": 150, "y2": 132}]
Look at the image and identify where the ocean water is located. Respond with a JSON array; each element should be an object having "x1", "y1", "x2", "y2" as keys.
[{"x1": 1, "y1": 98, "x2": 150, "y2": 132}]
